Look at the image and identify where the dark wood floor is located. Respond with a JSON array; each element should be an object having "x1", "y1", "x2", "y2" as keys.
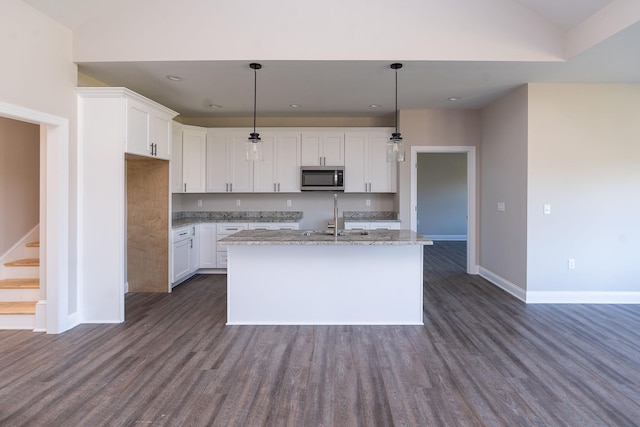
[{"x1": 1, "y1": 242, "x2": 640, "y2": 426}]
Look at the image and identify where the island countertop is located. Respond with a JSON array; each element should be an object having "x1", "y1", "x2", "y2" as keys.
[{"x1": 217, "y1": 229, "x2": 433, "y2": 246}]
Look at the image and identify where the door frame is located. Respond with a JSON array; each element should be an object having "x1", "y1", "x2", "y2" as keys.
[
  {"x1": 410, "y1": 145, "x2": 477, "y2": 274},
  {"x1": 0, "y1": 101, "x2": 75, "y2": 333}
]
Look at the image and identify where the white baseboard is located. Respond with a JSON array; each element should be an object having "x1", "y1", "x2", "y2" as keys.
[
  {"x1": 526, "y1": 291, "x2": 640, "y2": 304},
  {"x1": 478, "y1": 267, "x2": 526, "y2": 302},
  {"x1": 426, "y1": 235, "x2": 467, "y2": 241}
]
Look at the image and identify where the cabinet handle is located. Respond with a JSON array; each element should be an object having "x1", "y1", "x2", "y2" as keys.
[
  {"x1": 190, "y1": 239, "x2": 193, "y2": 248},
  {"x1": 179, "y1": 232, "x2": 188, "y2": 236},
  {"x1": 277, "y1": 183, "x2": 280, "y2": 192},
  {"x1": 226, "y1": 183, "x2": 229, "y2": 192},
  {"x1": 184, "y1": 183, "x2": 187, "y2": 192},
  {"x1": 274, "y1": 183, "x2": 276, "y2": 192},
  {"x1": 230, "y1": 183, "x2": 233, "y2": 192}
]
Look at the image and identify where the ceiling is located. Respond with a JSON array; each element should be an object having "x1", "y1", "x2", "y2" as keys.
[{"x1": 24, "y1": 0, "x2": 640, "y2": 118}]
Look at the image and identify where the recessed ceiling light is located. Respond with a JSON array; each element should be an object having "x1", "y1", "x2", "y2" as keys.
[
  {"x1": 289, "y1": 104, "x2": 301, "y2": 108},
  {"x1": 369, "y1": 104, "x2": 382, "y2": 108},
  {"x1": 209, "y1": 103, "x2": 222, "y2": 108},
  {"x1": 166, "y1": 75, "x2": 183, "y2": 81},
  {"x1": 447, "y1": 97, "x2": 461, "y2": 102}
]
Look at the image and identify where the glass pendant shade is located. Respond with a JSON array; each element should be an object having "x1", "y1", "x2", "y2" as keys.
[
  {"x1": 387, "y1": 133, "x2": 405, "y2": 162},
  {"x1": 246, "y1": 132, "x2": 263, "y2": 161}
]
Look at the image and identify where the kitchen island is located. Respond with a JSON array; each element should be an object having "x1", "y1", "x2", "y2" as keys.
[{"x1": 218, "y1": 229, "x2": 433, "y2": 325}]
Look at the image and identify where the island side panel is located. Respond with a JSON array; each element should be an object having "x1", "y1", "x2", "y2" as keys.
[{"x1": 226, "y1": 244, "x2": 423, "y2": 325}]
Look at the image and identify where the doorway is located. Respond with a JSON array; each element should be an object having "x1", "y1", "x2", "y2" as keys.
[
  {"x1": 410, "y1": 146, "x2": 477, "y2": 274},
  {"x1": 0, "y1": 102, "x2": 73, "y2": 333}
]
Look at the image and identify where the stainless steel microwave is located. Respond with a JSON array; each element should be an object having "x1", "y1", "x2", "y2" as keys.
[{"x1": 300, "y1": 166, "x2": 344, "y2": 191}]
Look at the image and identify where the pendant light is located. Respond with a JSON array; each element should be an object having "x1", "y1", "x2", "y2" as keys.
[
  {"x1": 387, "y1": 63, "x2": 405, "y2": 162},
  {"x1": 247, "y1": 63, "x2": 263, "y2": 162}
]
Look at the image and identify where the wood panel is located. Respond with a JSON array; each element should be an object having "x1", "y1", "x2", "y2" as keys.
[
  {"x1": 1, "y1": 243, "x2": 640, "y2": 425},
  {"x1": 126, "y1": 156, "x2": 169, "y2": 292}
]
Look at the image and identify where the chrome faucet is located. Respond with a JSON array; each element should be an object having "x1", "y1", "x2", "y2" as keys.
[{"x1": 333, "y1": 193, "x2": 339, "y2": 237}]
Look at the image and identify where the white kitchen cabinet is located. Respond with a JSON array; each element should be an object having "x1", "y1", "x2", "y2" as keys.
[
  {"x1": 344, "y1": 221, "x2": 401, "y2": 230},
  {"x1": 171, "y1": 122, "x2": 183, "y2": 193},
  {"x1": 206, "y1": 129, "x2": 253, "y2": 192},
  {"x1": 199, "y1": 223, "x2": 217, "y2": 268},
  {"x1": 126, "y1": 96, "x2": 173, "y2": 160},
  {"x1": 216, "y1": 223, "x2": 248, "y2": 268},
  {"x1": 182, "y1": 126, "x2": 207, "y2": 193},
  {"x1": 248, "y1": 222, "x2": 300, "y2": 231},
  {"x1": 345, "y1": 130, "x2": 396, "y2": 193},
  {"x1": 171, "y1": 224, "x2": 200, "y2": 286},
  {"x1": 301, "y1": 132, "x2": 344, "y2": 166},
  {"x1": 254, "y1": 132, "x2": 301, "y2": 192}
]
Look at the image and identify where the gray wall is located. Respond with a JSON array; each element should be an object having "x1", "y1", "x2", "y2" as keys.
[
  {"x1": 417, "y1": 153, "x2": 467, "y2": 239},
  {"x1": 480, "y1": 86, "x2": 529, "y2": 291}
]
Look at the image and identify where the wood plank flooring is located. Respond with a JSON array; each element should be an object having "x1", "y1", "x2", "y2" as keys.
[{"x1": 1, "y1": 242, "x2": 640, "y2": 426}]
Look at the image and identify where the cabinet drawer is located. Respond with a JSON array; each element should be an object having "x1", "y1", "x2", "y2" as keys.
[
  {"x1": 216, "y1": 223, "x2": 248, "y2": 235},
  {"x1": 172, "y1": 226, "x2": 192, "y2": 242},
  {"x1": 217, "y1": 252, "x2": 228, "y2": 268}
]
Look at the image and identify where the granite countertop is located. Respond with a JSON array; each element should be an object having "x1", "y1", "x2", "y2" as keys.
[
  {"x1": 342, "y1": 211, "x2": 400, "y2": 222},
  {"x1": 172, "y1": 211, "x2": 303, "y2": 228},
  {"x1": 217, "y1": 229, "x2": 433, "y2": 246}
]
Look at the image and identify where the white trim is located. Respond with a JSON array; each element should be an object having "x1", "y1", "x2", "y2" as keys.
[
  {"x1": 426, "y1": 235, "x2": 467, "y2": 241},
  {"x1": 411, "y1": 146, "x2": 477, "y2": 275},
  {"x1": 0, "y1": 102, "x2": 74, "y2": 334},
  {"x1": 526, "y1": 292, "x2": 640, "y2": 304},
  {"x1": 479, "y1": 266, "x2": 526, "y2": 302}
]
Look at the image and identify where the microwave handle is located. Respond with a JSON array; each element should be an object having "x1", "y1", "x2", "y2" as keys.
[{"x1": 334, "y1": 170, "x2": 338, "y2": 186}]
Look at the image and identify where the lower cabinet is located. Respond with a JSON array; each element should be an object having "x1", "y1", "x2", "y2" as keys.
[
  {"x1": 216, "y1": 223, "x2": 249, "y2": 269},
  {"x1": 344, "y1": 221, "x2": 401, "y2": 231},
  {"x1": 171, "y1": 224, "x2": 199, "y2": 287},
  {"x1": 199, "y1": 223, "x2": 217, "y2": 268}
]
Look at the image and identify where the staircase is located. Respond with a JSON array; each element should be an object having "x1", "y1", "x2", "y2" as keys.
[{"x1": 0, "y1": 241, "x2": 40, "y2": 330}]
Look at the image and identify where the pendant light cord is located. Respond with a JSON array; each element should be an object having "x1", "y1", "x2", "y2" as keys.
[
  {"x1": 395, "y1": 67, "x2": 398, "y2": 134},
  {"x1": 253, "y1": 66, "x2": 257, "y2": 134}
]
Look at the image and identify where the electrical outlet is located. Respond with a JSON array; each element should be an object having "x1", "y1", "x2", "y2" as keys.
[
  {"x1": 287, "y1": 199, "x2": 292, "y2": 207},
  {"x1": 366, "y1": 199, "x2": 371, "y2": 207},
  {"x1": 544, "y1": 204, "x2": 551, "y2": 215},
  {"x1": 235, "y1": 199, "x2": 241, "y2": 207},
  {"x1": 497, "y1": 202, "x2": 506, "y2": 212},
  {"x1": 197, "y1": 199, "x2": 202, "y2": 207},
  {"x1": 568, "y1": 258, "x2": 576, "y2": 269}
]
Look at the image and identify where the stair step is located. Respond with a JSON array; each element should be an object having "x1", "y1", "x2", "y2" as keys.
[
  {"x1": 0, "y1": 301, "x2": 37, "y2": 315},
  {"x1": 26, "y1": 242, "x2": 40, "y2": 248},
  {"x1": 4, "y1": 258, "x2": 39, "y2": 267},
  {"x1": 0, "y1": 278, "x2": 39, "y2": 290}
]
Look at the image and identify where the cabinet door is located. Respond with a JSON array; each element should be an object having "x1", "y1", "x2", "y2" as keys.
[
  {"x1": 368, "y1": 133, "x2": 396, "y2": 193},
  {"x1": 199, "y1": 223, "x2": 217, "y2": 268},
  {"x1": 253, "y1": 133, "x2": 277, "y2": 192},
  {"x1": 344, "y1": 133, "x2": 368, "y2": 192},
  {"x1": 228, "y1": 136, "x2": 253, "y2": 192},
  {"x1": 183, "y1": 127, "x2": 207, "y2": 192},
  {"x1": 301, "y1": 132, "x2": 322, "y2": 166},
  {"x1": 322, "y1": 132, "x2": 345, "y2": 166},
  {"x1": 150, "y1": 112, "x2": 172, "y2": 160},
  {"x1": 206, "y1": 132, "x2": 228, "y2": 192},
  {"x1": 172, "y1": 239, "x2": 191, "y2": 283},
  {"x1": 171, "y1": 122, "x2": 184, "y2": 193},
  {"x1": 190, "y1": 225, "x2": 200, "y2": 272},
  {"x1": 276, "y1": 133, "x2": 301, "y2": 192},
  {"x1": 126, "y1": 98, "x2": 151, "y2": 157}
]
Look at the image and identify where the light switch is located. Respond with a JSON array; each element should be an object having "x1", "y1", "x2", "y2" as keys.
[
  {"x1": 287, "y1": 199, "x2": 292, "y2": 207},
  {"x1": 197, "y1": 199, "x2": 202, "y2": 207},
  {"x1": 235, "y1": 199, "x2": 241, "y2": 207},
  {"x1": 366, "y1": 199, "x2": 371, "y2": 207},
  {"x1": 497, "y1": 202, "x2": 505, "y2": 212},
  {"x1": 544, "y1": 204, "x2": 551, "y2": 215}
]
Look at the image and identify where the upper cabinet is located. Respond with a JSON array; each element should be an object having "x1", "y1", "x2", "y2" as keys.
[
  {"x1": 301, "y1": 132, "x2": 344, "y2": 166},
  {"x1": 182, "y1": 126, "x2": 207, "y2": 193},
  {"x1": 206, "y1": 129, "x2": 253, "y2": 193},
  {"x1": 254, "y1": 131, "x2": 301, "y2": 192},
  {"x1": 345, "y1": 130, "x2": 396, "y2": 193},
  {"x1": 125, "y1": 96, "x2": 174, "y2": 160}
]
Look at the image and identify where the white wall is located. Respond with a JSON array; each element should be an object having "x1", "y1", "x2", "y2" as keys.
[
  {"x1": 1, "y1": 0, "x2": 77, "y2": 330},
  {"x1": 527, "y1": 83, "x2": 640, "y2": 295},
  {"x1": 417, "y1": 153, "x2": 467, "y2": 239},
  {"x1": 175, "y1": 192, "x2": 395, "y2": 230},
  {"x1": 479, "y1": 86, "x2": 529, "y2": 292},
  {"x1": 0, "y1": 117, "x2": 40, "y2": 255}
]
